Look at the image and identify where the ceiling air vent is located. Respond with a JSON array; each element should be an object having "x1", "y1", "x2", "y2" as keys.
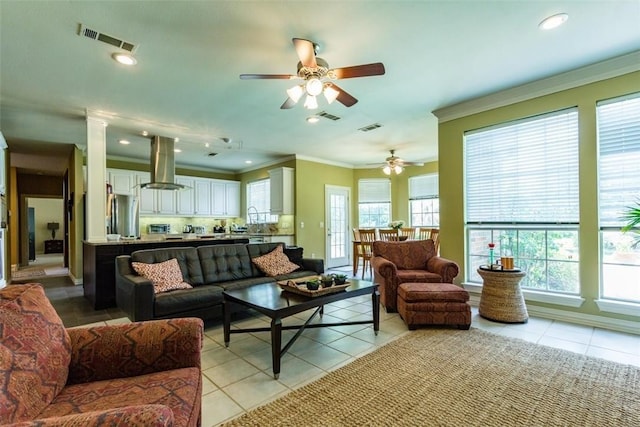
[
  {"x1": 208, "y1": 152, "x2": 219, "y2": 157},
  {"x1": 78, "y1": 24, "x2": 138, "y2": 52},
  {"x1": 318, "y1": 111, "x2": 341, "y2": 121},
  {"x1": 358, "y1": 123, "x2": 382, "y2": 132}
]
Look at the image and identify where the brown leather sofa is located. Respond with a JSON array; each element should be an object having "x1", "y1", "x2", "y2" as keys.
[
  {"x1": 371, "y1": 239, "x2": 460, "y2": 312},
  {"x1": 0, "y1": 284, "x2": 203, "y2": 426}
]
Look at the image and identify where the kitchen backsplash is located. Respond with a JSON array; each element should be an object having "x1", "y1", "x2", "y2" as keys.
[{"x1": 139, "y1": 214, "x2": 295, "y2": 235}]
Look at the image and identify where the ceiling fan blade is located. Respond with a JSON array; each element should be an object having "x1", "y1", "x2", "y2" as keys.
[
  {"x1": 292, "y1": 38, "x2": 317, "y2": 68},
  {"x1": 327, "y1": 83, "x2": 358, "y2": 107},
  {"x1": 280, "y1": 97, "x2": 297, "y2": 109},
  {"x1": 331, "y1": 62, "x2": 386, "y2": 79},
  {"x1": 239, "y1": 74, "x2": 296, "y2": 80}
]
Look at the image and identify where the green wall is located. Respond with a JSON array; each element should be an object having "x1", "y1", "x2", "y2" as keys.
[{"x1": 438, "y1": 71, "x2": 640, "y2": 323}]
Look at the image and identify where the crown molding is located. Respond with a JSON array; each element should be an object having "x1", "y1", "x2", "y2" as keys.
[
  {"x1": 432, "y1": 50, "x2": 640, "y2": 123},
  {"x1": 294, "y1": 154, "x2": 354, "y2": 169}
]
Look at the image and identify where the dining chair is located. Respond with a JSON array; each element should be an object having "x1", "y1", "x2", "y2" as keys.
[
  {"x1": 430, "y1": 228, "x2": 440, "y2": 253},
  {"x1": 398, "y1": 227, "x2": 416, "y2": 240},
  {"x1": 378, "y1": 228, "x2": 400, "y2": 241},
  {"x1": 357, "y1": 229, "x2": 377, "y2": 279},
  {"x1": 417, "y1": 227, "x2": 432, "y2": 240},
  {"x1": 352, "y1": 228, "x2": 362, "y2": 276}
]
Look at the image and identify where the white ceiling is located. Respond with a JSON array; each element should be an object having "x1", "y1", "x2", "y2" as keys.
[{"x1": 1, "y1": 1, "x2": 639, "y2": 175}]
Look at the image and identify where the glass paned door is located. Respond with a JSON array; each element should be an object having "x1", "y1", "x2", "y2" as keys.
[{"x1": 325, "y1": 185, "x2": 350, "y2": 268}]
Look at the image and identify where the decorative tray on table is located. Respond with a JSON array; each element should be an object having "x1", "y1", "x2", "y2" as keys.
[{"x1": 277, "y1": 276, "x2": 350, "y2": 297}]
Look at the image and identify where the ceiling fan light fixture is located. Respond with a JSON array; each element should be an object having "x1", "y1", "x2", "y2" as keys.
[
  {"x1": 383, "y1": 165, "x2": 392, "y2": 175},
  {"x1": 394, "y1": 165, "x2": 403, "y2": 174},
  {"x1": 323, "y1": 85, "x2": 339, "y2": 104},
  {"x1": 304, "y1": 94, "x2": 318, "y2": 110},
  {"x1": 286, "y1": 85, "x2": 304, "y2": 103},
  {"x1": 305, "y1": 78, "x2": 324, "y2": 96}
]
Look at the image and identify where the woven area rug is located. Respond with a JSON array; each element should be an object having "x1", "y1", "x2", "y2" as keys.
[
  {"x1": 223, "y1": 328, "x2": 639, "y2": 426},
  {"x1": 11, "y1": 269, "x2": 46, "y2": 280}
]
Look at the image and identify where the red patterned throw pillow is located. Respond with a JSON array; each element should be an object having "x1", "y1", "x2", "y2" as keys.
[
  {"x1": 131, "y1": 258, "x2": 193, "y2": 294},
  {"x1": 252, "y1": 245, "x2": 300, "y2": 276}
]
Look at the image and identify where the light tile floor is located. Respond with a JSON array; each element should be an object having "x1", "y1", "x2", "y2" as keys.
[{"x1": 25, "y1": 267, "x2": 640, "y2": 427}]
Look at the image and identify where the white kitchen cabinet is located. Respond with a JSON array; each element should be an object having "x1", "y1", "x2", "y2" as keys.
[
  {"x1": 108, "y1": 169, "x2": 136, "y2": 195},
  {"x1": 194, "y1": 179, "x2": 212, "y2": 215},
  {"x1": 225, "y1": 181, "x2": 240, "y2": 217},
  {"x1": 211, "y1": 180, "x2": 240, "y2": 217},
  {"x1": 176, "y1": 177, "x2": 195, "y2": 215},
  {"x1": 269, "y1": 235, "x2": 294, "y2": 246},
  {"x1": 136, "y1": 172, "x2": 176, "y2": 215},
  {"x1": 269, "y1": 167, "x2": 294, "y2": 215}
]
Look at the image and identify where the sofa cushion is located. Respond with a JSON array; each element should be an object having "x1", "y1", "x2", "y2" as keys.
[
  {"x1": 0, "y1": 284, "x2": 72, "y2": 424},
  {"x1": 283, "y1": 246, "x2": 304, "y2": 268},
  {"x1": 197, "y1": 244, "x2": 254, "y2": 284},
  {"x1": 131, "y1": 247, "x2": 204, "y2": 286},
  {"x1": 132, "y1": 258, "x2": 193, "y2": 294},
  {"x1": 372, "y1": 240, "x2": 436, "y2": 270},
  {"x1": 37, "y1": 367, "x2": 201, "y2": 427},
  {"x1": 246, "y1": 243, "x2": 283, "y2": 276},
  {"x1": 154, "y1": 285, "x2": 225, "y2": 318},
  {"x1": 251, "y1": 245, "x2": 300, "y2": 276}
]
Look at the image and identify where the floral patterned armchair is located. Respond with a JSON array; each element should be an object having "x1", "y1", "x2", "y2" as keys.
[{"x1": 371, "y1": 240, "x2": 459, "y2": 312}]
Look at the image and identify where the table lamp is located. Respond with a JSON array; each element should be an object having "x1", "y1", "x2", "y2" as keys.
[{"x1": 47, "y1": 222, "x2": 59, "y2": 240}]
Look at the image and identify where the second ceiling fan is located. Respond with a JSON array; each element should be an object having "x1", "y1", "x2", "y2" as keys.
[{"x1": 240, "y1": 38, "x2": 385, "y2": 109}]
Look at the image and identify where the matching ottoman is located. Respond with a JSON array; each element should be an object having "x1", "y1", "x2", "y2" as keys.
[{"x1": 397, "y1": 282, "x2": 471, "y2": 330}]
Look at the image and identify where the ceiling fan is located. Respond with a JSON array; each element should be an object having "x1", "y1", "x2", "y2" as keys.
[
  {"x1": 240, "y1": 38, "x2": 385, "y2": 110},
  {"x1": 379, "y1": 150, "x2": 424, "y2": 175}
]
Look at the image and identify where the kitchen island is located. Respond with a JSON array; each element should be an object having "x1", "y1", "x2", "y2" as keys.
[{"x1": 83, "y1": 237, "x2": 249, "y2": 309}]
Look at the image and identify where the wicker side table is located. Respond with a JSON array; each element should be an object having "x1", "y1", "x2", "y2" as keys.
[{"x1": 477, "y1": 268, "x2": 528, "y2": 323}]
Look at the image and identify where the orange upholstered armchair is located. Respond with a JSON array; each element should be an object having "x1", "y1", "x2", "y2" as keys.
[
  {"x1": 371, "y1": 240, "x2": 459, "y2": 312},
  {"x1": 0, "y1": 284, "x2": 203, "y2": 427}
]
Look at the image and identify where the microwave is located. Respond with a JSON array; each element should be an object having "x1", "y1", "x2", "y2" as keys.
[{"x1": 148, "y1": 224, "x2": 171, "y2": 234}]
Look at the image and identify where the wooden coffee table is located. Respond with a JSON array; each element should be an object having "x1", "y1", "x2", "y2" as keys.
[{"x1": 223, "y1": 279, "x2": 380, "y2": 379}]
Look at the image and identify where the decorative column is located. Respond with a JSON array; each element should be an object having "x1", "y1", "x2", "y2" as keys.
[{"x1": 86, "y1": 115, "x2": 108, "y2": 242}]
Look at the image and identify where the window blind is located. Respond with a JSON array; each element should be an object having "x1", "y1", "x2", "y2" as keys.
[
  {"x1": 598, "y1": 92, "x2": 640, "y2": 227},
  {"x1": 465, "y1": 108, "x2": 579, "y2": 224},
  {"x1": 247, "y1": 179, "x2": 270, "y2": 213},
  {"x1": 409, "y1": 174, "x2": 438, "y2": 200},
  {"x1": 358, "y1": 179, "x2": 391, "y2": 203}
]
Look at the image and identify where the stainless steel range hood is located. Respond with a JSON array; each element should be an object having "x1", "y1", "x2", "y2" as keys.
[{"x1": 139, "y1": 136, "x2": 186, "y2": 191}]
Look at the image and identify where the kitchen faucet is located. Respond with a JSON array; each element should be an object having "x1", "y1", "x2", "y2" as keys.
[{"x1": 247, "y1": 206, "x2": 259, "y2": 224}]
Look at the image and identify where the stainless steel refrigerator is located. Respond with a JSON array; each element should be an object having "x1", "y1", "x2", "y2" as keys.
[{"x1": 107, "y1": 194, "x2": 140, "y2": 237}]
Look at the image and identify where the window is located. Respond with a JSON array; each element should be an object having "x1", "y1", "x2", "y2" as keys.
[
  {"x1": 409, "y1": 174, "x2": 439, "y2": 227},
  {"x1": 597, "y1": 93, "x2": 640, "y2": 303},
  {"x1": 465, "y1": 108, "x2": 580, "y2": 294},
  {"x1": 358, "y1": 179, "x2": 391, "y2": 227},
  {"x1": 246, "y1": 179, "x2": 278, "y2": 223}
]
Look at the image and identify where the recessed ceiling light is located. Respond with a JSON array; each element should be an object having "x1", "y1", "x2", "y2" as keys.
[
  {"x1": 141, "y1": 130, "x2": 148, "y2": 136},
  {"x1": 306, "y1": 116, "x2": 320, "y2": 124},
  {"x1": 245, "y1": 160, "x2": 253, "y2": 164},
  {"x1": 539, "y1": 13, "x2": 568, "y2": 30},
  {"x1": 118, "y1": 139, "x2": 130, "y2": 145},
  {"x1": 111, "y1": 52, "x2": 137, "y2": 66},
  {"x1": 174, "y1": 148, "x2": 182, "y2": 153}
]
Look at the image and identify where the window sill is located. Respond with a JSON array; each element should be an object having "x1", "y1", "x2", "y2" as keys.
[
  {"x1": 463, "y1": 283, "x2": 585, "y2": 307},
  {"x1": 595, "y1": 299, "x2": 640, "y2": 317}
]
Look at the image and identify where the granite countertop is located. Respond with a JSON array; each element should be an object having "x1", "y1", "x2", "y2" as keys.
[{"x1": 83, "y1": 236, "x2": 247, "y2": 246}]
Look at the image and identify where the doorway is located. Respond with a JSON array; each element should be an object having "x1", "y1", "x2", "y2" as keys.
[
  {"x1": 325, "y1": 185, "x2": 351, "y2": 268},
  {"x1": 13, "y1": 197, "x2": 68, "y2": 281}
]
